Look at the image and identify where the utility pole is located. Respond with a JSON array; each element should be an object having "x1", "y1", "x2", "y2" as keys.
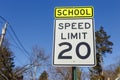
[{"x1": 0, "y1": 22, "x2": 7, "y2": 47}]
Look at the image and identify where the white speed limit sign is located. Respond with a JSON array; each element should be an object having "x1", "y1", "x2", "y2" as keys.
[{"x1": 53, "y1": 18, "x2": 96, "y2": 67}]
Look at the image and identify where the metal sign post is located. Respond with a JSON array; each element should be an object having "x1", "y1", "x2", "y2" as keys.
[{"x1": 72, "y1": 67, "x2": 77, "y2": 80}]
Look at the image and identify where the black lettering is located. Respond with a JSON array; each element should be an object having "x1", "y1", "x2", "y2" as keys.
[
  {"x1": 68, "y1": 10, "x2": 73, "y2": 15},
  {"x1": 78, "y1": 23, "x2": 83, "y2": 29},
  {"x1": 61, "y1": 33, "x2": 66, "y2": 40},
  {"x1": 76, "y1": 42, "x2": 91, "y2": 59},
  {"x1": 79, "y1": 33, "x2": 81, "y2": 39},
  {"x1": 72, "y1": 23, "x2": 77, "y2": 29},
  {"x1": 65, "y1": 23, "x2": 70, "y2": 29},
  {"x1": 86, "y1": 9, "x2": 91, "y2": 15},
  {"x1": 82, "y1": 32, "x2": 87, "y2": 39},
  {"x1": 71, "y1": 33, "x2": 78, "y2": 39},
  {"x1": 57, "y1": 10, "x2": 62, "y2": 16},
  {"x1": 58, "y1": 42, "x2": 72, "y2": 59},
  {"x1": 63, "y1": 10, "x2": 67, "y2": 16},
  {"x1": 58, "y1": 23, "x2": 63, "y2": 29},
  {"x1": 74, "y1": 9, "x2": 79, "y2": 15},
  {"x1": 80, "y1": 9, "x2": 85, "y2": 15},
  {"x1": 85, "y1": 22, "x2": 91, "y2": 29},
  {"x1": 68, "y1": 33, "x2": 70, "y2": 39}
]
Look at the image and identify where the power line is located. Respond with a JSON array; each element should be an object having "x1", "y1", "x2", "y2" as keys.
[
  {"x1": 0, "y1": 16, "x2": 7, "y2": 22},
  {"x1": 8, "y1": 30, "x2": 29, "y2": 57},
  {"x1": 7, "y1": 29, "x2": 30, "y2": 58},
  {"x1": 0, "y1": 16, "x2": 31, "y2": 62},
  {"x1": 9, "y1": 25, "x2": 31, "y2": 57}
]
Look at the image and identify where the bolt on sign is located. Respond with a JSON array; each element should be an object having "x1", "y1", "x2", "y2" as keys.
[{"x1": 53, "y1": 6, "x2": 96, "y2": 67}]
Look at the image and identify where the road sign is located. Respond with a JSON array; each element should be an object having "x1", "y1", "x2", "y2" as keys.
[
  {"x1": 53, "y1": 18, "x2": 96, "y2": 66},
  {"x1": 55, "y1": 6, "x2": 94, "y2": 18}
]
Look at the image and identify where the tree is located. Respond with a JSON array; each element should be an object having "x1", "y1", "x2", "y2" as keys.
[
  {"x1": 13, "y1": 67, "x2": 24, "y2": 80},
  {"x1": 89, "y1": 27, "x2": 113, "y2": 79},
  {"x1": 0, "y1": 38, "x2": 15, "y2": 80},
  {"x1": 56, "y1": 67, "x2": 72, "y2": 80},
  {"x1": 49, "y1": 67, "x2": 82, "y2": 80},
  {"x1": 115, "y1": 66, "x2": 120, "y2": 78},
  {"x1": 24, "y1": 45, "x2": 49, "y2": 80},
  {"x1": 76, "y1": 68, "x2": 82, "y2": 80},
  {"x1": 39, "y1": 70, "x2": 48, "y2": 80},
  {"x1": 0, "y1": 37, "x2": 23, "y2": 80},
  {"x1": 103, "y1": 64, "x2": 117, "y2": 80},
  {"x1": 49, "y1": 67, "x2": 72, "y2": 80}
]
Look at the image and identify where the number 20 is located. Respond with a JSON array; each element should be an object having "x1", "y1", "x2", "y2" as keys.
[{"x1": 58, "y1": 42, "x2": 91, "y2": 59}]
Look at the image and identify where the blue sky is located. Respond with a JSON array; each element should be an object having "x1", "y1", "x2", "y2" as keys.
[{"x1": 0, "y1": 0, "x2": 120, "y2": 67}]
